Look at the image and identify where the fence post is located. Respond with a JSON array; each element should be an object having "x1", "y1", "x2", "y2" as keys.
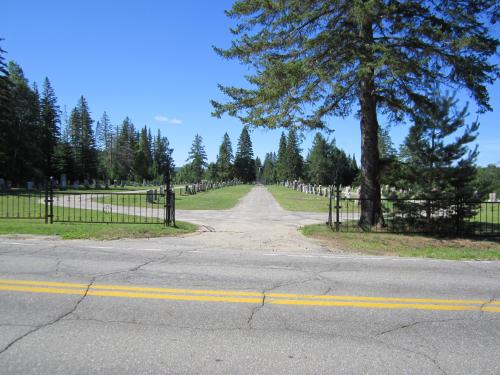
[
  {"x1": 335, "y1": 185, "x2": 341, "y2": 232},
  {"x1": 44, "y1": 180, "x2": 49, "y2": 224},
  {"x1": 172, "y1": 191, "x2": 176, "y2": 227},
  {"x1": 328, "y1": 186, "x2": 333, "y2": 228},
  {"x1": 49, "y1": 177, "x2": 54, "y2": 224}
]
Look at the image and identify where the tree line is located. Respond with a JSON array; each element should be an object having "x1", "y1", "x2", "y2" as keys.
[
  {"x1": 0, "y1": 51, "x2": 173, "y2": 185},
  {"x1": 176, "y1": 125, "x2": 359, "y2": 187}
]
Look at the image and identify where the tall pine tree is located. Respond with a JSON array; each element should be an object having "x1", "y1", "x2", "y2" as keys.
[
  {"x1": 286, "y1": 128, "x2": 303, "y2": 181},
  {"x1": 234, "y1": 126, "x2": 255, "y2": 183},
  {"x1": 216, "y1": 132, "x2": 233, "y2": 181},
  {"x1": 275, "y1": 132, "x2": 288, "y2": 182},
  {"x1": 40, "y1": 77, "x2": 60, "y2": 177},
  {"x1": 212, "y1": 0, "x2": 498, "y2": 228},
  {"x1": 186, "y1": 134, "x2": 207, "y2": 183}
]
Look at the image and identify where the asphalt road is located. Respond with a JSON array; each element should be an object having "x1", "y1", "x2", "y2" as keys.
[{"x1": 0, "y1": 186, "x2": 499, "y2": 374}]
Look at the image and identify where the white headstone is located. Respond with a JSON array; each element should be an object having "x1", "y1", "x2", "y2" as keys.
[{"x1": 489, "y1": 192, "x2": 497, "y2": 202}]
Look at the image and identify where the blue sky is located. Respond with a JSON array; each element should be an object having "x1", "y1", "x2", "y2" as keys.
[{"x1": 3, "y1": 1, "x2": 499, "y2": 167}]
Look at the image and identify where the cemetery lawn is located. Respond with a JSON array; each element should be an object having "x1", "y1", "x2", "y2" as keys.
[
  {"x1": 0, "y1": 220, "x2": 196, "y2": 240},
  {"x1": 266, "y1": 185, "x2": 331, "y2": 212},
  {"x1": 97, "y1": 184, "x2": 254, "y2": 210},
  {"x1": 301, "y1": 224, "x2": 500, "y2": 260}
]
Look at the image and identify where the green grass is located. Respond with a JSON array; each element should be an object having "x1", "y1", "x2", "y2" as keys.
[
  {"x1": 266, "y1": 185, "x2": 332, "y2": 212},
  {"x1": 0, "y1": 219, "x2": 196, "y2": 240},
  {"x1": 301, "y1": 223, "x2": 500, "y2": 260},
  {"x1": 97, "y1": 184, "x2": 254, "y2": 210}
]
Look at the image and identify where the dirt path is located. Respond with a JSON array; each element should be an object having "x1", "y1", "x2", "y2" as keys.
[{"x1": 177, "y1": 185, "x2": 329, "y2": 252}]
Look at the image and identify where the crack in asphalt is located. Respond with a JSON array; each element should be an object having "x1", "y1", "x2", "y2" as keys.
[
  {"x1": 0, "y1": 250, "x2": 184, "y2": 357},
  {"x1": 372, "y1": 337, "x2": 448, "y2": 375},
  {"x1": 0, "y1": 277, "x2": 95, "y2": 357}
]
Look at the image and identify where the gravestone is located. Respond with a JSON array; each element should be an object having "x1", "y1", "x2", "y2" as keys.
[
  {"x1": 489, "y1": 192, "x2": 497, "y2": 202},
  {"x1": 73, "y1": 180, "x2": 79, "y2": 189},
  {"x1": 60, "y1": 174, "x2": 67, "y2": 189},
  {"x1": 26, "y1": 181, "x2": 34, "y2": 190},
  {"x1": 154, "y1": 189, "x2": 158, "y2": 201},
  {"x1": 83, "y1": 179, "x2": 90, "y2": 188},
  {"x1": 160, "y1": 186, "x2": 164, "y2": 195},
  {"x1": 146, "y1": 190, "x2": 154, "y2": 203},
  {"x1": 0, "y1": 178, "x2": 5, "y2": 191},
  {"x1": 105, "y1": 179, "x2": 110, "y2": 189},
  {"x1": 143, "y1": 179, "x2": 147, "y2": 186}
]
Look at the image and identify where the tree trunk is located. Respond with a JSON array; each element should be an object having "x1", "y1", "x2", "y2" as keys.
[{"x1": 358, "y1": 19, "x2": 383, "y2": 229}]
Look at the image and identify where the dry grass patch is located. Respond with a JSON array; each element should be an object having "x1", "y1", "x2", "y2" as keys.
[{"x1": 301, "y1": 224, "x2": 500, "y2": 260}]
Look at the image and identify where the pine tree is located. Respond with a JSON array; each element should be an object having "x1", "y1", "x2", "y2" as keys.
[
  {"x1": 401, "y1": 92, "x2": 480, "y2": 201},
  {"x1": 113, "y1": 117, "x2": 136, "y2": 180},
  {"x1": 234, "y1": 126, "x2": 255, "y2": 183},
  {"x1": 153, "y1": 130, "x2": 174, "y2": 182},
  {"x1": 212, "y1": 1, "x2": 499, "y2": 228},
  {"x1": 216, "y1": 132, "x2": 233, "y2": 181},
  {"x1": 0, "y1": 42, "x2": 11, "y2": 181},
  {"x1": 262, "y1": 152, "x2": 277, "y2": 184},
  {"x1": 135, "y1": 125, "x2": 153, "y2": 180},
  {"x1": 40, "y1": 77, "x2": 60, "y2": 177},
  {"x1": 186, "y1": 134, "x2": 207, "y2": 183},
  {"x1": 275, "y1": 132, "x2": 288, "y2": 182},
  {"x1": 306, "y1": 133, "x2": 330, "y2": 185},
  {"x1": 69, "y1": 96, "x2": 97, "y2": 180},
  {"x1": 286, "y1": 128, "x2": 303, "y2": 181},
  {"x1": 398, "y1": 91, "x2": 481, "y2": 232},
  {"x1": 95, "y1": 111, "x2": 113, "y2": 179},
  {"x1": 7, "y1": 61, "x2": 43, "y2": 183}
]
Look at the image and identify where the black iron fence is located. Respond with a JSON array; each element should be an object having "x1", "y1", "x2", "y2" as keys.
[
  {"x1": 0, "y1": 184, "x2": 176, "y2": 226},
  {"x1": 327, "y1": 188, "x2": 500, "y2": 237}
]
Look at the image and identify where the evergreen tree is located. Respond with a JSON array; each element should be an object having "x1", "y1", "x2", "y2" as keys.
[
  {"x1": 186, "y1": 134, "x2": 207, "y2": 182},
  {"x1": 398, "y1": 92, "x2": 481, "y2": 231},
  {"x1": 113, "y1": 117, "x2": 136, "y2": 180},
  {"x1": 52, "y1": 106, "x2": 74, "y2": 180},
  {"x1": 205, "y1": 162, "x2": 218, "y2": 182},
  {"x1": 7, "y1": 61, "x2": 43, "y2": 183},
  {"x1": 378, "y1": 125, "x2": 402, "y2": 188},
  {"x1": 95, "y1": 111, "x2": 113, "y2": 179},
  {"x1": 275, "y1": 132, "x2": 288, "y2": 181},
  {"x1": 0, "y1": 42, "x2": 12, "y2": 181},
  {"x1": 40, "y1": 77, "x2": 60, "y2": 177},
  {"x1": 262, "y1": 152, "x2": 277, "y2": 184},
  {"x1": 306, "y1": 133, "x2": 330, "y2": 185},
  {"x1": 401, "y1": 92, "x2": 480, "y2": 201},
  {"x1": 152, "y1": 129, "x2": 174, "y2": 182},
  {"x1": 69, "y1": 96, "x2": 97, "y2": 180},
  {"x1": 234, "y1": 126, "x2": 255, "y2": 183},
  {"x1": 286, "y1": 128, "x2": 303, "y2": 180},
  {"x1": 216, "y1": 132, "x2": 233, "y2": 181},
  {"x1": 135, "y1": 125, "x2": 152, "y2": 180},
  {"x1": 212, "y1": 1, "x2": 498, "y2": 228}
]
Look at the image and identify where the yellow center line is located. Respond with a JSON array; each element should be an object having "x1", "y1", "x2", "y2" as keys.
[{"x1": 0, "y1": 279, "x2": 498, "y2": 313}]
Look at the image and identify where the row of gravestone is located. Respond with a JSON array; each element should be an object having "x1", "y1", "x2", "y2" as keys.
[
  {"x1": 281, "y1": 180, "x2": 359, "y2": 199},
  {"x1": 280, "y1": 180, "x2": 499, "y2": 203},
  {"x1": 183, "y1": 180, "x2": 241, "y2": 195}
]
